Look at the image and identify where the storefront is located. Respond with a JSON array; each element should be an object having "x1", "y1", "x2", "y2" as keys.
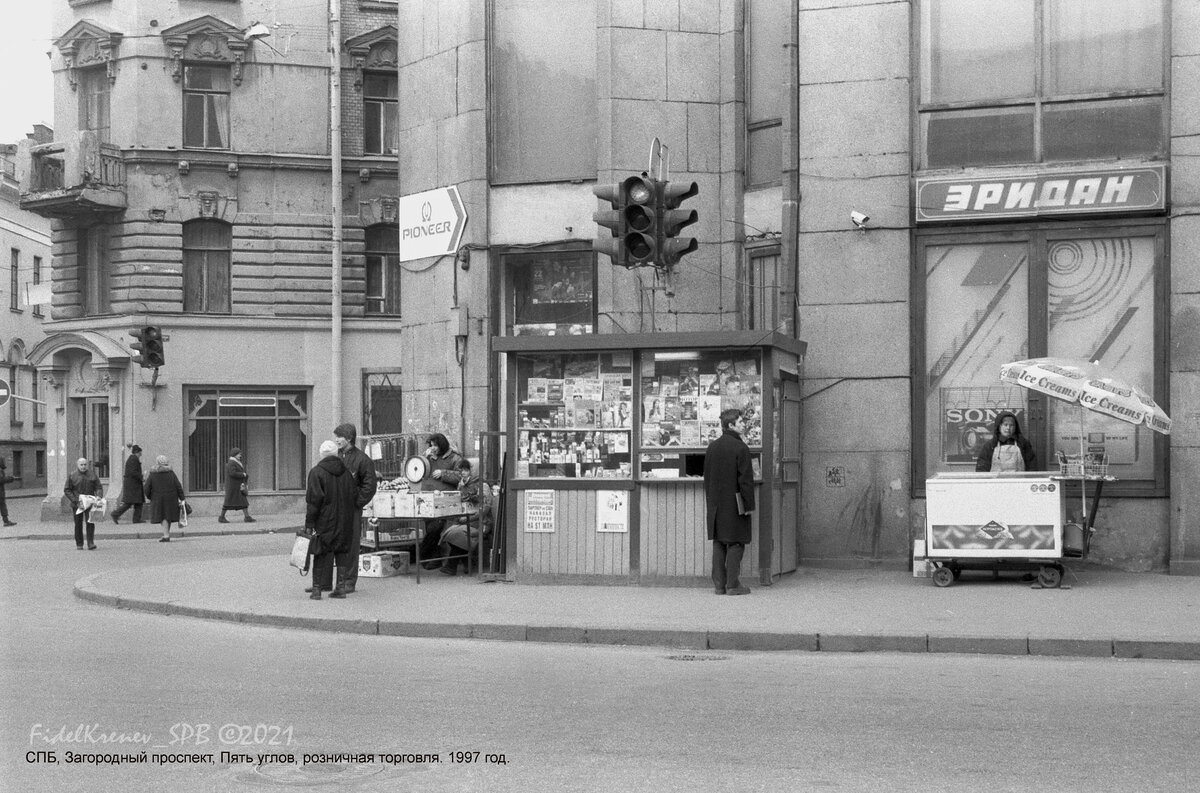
[{"x1": 493, "y1": 331, "x2": 805, "y2": 586}]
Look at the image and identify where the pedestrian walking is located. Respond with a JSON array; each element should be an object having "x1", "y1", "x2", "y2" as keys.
[
  {"x1": 703, "y1": 408, "x2": 756, "y2": 595},
  {"x1": 110, "y1": 445, "x2": 145, "y2": 524},
  {"x1": 303, "y1": 440, "x2": 356, "y2": 600},
  {"x1": 218, "y1": 448, "x2": 255, "y2": 523},
  {"x1": 0, "y1": 458, "x2": 19, "y2": 527},
  {"x1": 144, "y1": 455, "x2": 185, "y2": 542},
  {"x1": 64, "y1": 458, "x2": 103, "y2": 550},
  {"x1": 330, "y1": 423, "x2": 377, "y2": 594}
]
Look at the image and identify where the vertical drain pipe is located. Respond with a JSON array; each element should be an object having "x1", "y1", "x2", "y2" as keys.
[{"x1": 781, "y1": 0, "x2": 801, "y2": 338}]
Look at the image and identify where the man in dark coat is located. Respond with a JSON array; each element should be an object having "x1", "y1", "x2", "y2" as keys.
[
  {"x1": 304, "y1": 440, "x2": 357, "y2": 600},
  {"x1": 111, "y1": 445, "x2": 145, "y2": 524},
  {"x1": 704, "y1": 408, "x2": 756, "y2": 595},
  {"x1": 219, "y1": 448, "x2": 255, "y2": 523},
  {"x1": 332, "y1": 423, "x2": 377, "y2": 594},
  {"x1": 0, "y1": 458, "x2": 18, "y2": 527}
]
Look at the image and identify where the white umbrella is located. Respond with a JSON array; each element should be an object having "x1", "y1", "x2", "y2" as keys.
[{"x1": 999, "y1": 357, "x2": 1171, "y2": 521}]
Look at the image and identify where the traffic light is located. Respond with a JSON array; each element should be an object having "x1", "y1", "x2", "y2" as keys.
[
  {"x1": 592, "y1": 181, "x2": 626, "y2": 267},
  {"x1": 621, "y1": 174, "x2": 657, "y2": 267},
  {"x1": 657, "y1": 179, "x2": 699, "y2": 267},
  {"x1": 129, "y1": 326, "x2": 165, "y2": 369}
]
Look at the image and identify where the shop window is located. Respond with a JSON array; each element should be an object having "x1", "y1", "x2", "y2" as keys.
[
  {"x1": 490, "y1": 0, "x2": 595, "y2": 184},
  {"x1": 515, "y1": 353, "x2": 633, "y2": 480},
  {"x1": 918, "y1": 0, "x2": 1165, "y2": 169},
  {"x1": 362, "y1": 371, "x2": 403, "y2": 435},
  {"x1": 183, "y1": 220, "x2": 232, "y2": 313},
  {"x1": 183, "y1": 64, "x2": 231, "y2": 149},
  {"x1": 914, "y1": 223, "x2": 1166, "y2": 494},
  {"x1": 78, "y1": 65, "x2": 111, "y2": 142},
  {"x1": 78, "y1": 224, "x2": 111, "y2": 316},
  {"x1": 364, "y1": 225, "x2": 400, "y2": 315},
  {"x1": 363, "y1": 72, "x2": 398, "y2": 156},
  {"x1": 185, "y1": 388, "x2": 310, "y2": 493},
  {"x1": 746, "y1": 0, "x2": 785, "y2": 188},
  {"x1": 507, "y1": 249, "x2": 595, "y2": 336}
]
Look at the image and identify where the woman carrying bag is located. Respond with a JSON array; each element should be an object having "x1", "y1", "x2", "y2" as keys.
[{"x1": 144, "y1": 455, "x2": 185, "y2": 542}]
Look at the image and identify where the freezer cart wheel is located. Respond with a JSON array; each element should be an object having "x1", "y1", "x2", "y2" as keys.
[
  {"x1": 932, "y1": 566, "x2": 955, "y2": 588},
  {"x1": 1037, "y1": 565, "x2": 1063, "y2": 589}
]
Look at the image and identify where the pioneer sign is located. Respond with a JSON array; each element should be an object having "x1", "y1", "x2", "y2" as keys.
[
  {"x1": 915, "y1": 164, "x2": 1165, "y2": 223},
  {"x1": 397, "y1": 185, "x2": 468, "y2": 262}
]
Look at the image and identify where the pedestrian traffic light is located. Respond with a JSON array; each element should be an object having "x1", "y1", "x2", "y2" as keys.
[
  {"x1": 622, "y1": 174, "x2": 657, "y2": 267},
  {"x1": 658, "y1": 179, "x2": 699, "y2": 268},
  {"x1": 129, "y1": 326, "x2": 165, "y2": 369},
  {"x1": 592, "y1": 181, "x2": 626, "y2": 268}
]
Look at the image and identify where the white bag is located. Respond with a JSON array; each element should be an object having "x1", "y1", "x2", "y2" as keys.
[
  {"x1": 178, "y1": 500, "x2": 189, "y2": 528},
  {"x1": 289, "y1": 532, "x2": 312, "y2": 574}
]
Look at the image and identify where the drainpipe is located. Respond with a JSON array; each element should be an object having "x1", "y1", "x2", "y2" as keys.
[
  {"x1": 329, "y1": 0, "x2": 344, "y2": 424},
  {"x1": 781, "y1": 0, "x2": 800, "y2": 338}
]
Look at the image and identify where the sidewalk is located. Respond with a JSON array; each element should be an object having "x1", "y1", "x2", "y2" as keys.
[{"x1": 67, "y1": 532, "x2": 1200, "y2": 661}]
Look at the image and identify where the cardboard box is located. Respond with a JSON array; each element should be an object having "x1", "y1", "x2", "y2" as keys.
[
  {"x1": 359, "y1": 551, "x2": 410, "y2": 578},
  {"x1": 368, "y1": 492, "x2": 394, "y2": 518},
  {"x1": 392, "y1": 492, "x2": 418, "y2": 517},
  {"x1": 414, "y1": 492, "x2": 474, "y2": 518},
  {"x1": 912, "y1": 539, "x2": 930, "y2": 577}
]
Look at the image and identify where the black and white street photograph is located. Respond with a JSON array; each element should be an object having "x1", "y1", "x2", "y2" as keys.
[{"x1": 2, "y1": 1, "x2": 1198, "y2": 791}]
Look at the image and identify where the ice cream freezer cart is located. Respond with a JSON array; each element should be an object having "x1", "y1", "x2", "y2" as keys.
[{"x1": 922, "y1": 470, "x2": 1104, "y2": 588}]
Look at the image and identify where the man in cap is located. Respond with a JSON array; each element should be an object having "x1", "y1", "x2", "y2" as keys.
[{"x1": 111, "y1": 445, "x2": 145, "y2": 524}]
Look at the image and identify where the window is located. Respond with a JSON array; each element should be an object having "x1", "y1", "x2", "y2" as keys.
[
  {"x1": 8, "y1": 365, "x2": 18, "y2": 424},
  {"x1": 741, "y1": 246, "x2": 794, "y2": 334},
  {"x1": 36, "y1": 450, "x2": 45, "y2": 479},
  {"x1": 78, "y1": 66, "x2": 111, "y2": 142},
  {"x1": 186, "y1": 388, "x2": 310, "y2": 492},
  {"x1": 919, "y1": 0, "x2": 1165, "y2": 168},
  {"x1": 746, "y1": 0, "x2": 785, "y2": 188},
  {"x1": 183, "y1": 65, "x2": 230, "y2": 149},
  {"x1": 183, "y1": 220, "x2": 232, "y2": 313},
  {"x1": 78, "y1": 224, "x2": 111, "y2": 316},
  {"x1": 32, "y1": 373, "x2": 43, "y2": 425},
  {"x1": 491, "y1": 0, "x2": 595, "y2": 183},
  {"x1": 9, "y1": 249, "x2": 17, "y2": 311},
  {"x1": 363, "y1": 72, "x2": 398, "y2": 156},
  {"x1": 12, "y1": 451, "x2": 22, "y2": 479},
  {"x1": 362, "y1": 371, "x2": 403, "y2": 434},
  {"x1": 914, "y1": 222, "x2": 1166, "y2": 494},
  {"x1": 32, "y1": 256, "x2": 42, "y2": 318},
  {"x1": 363, "y1": 225, "x2": 400, "y2": 315},
  {"x1": 507, "y1": 249, "x2": 596, "y2": 335}
]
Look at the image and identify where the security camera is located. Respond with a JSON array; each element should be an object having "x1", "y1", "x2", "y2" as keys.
[{"x1": 850, "y1": 211, "x2": 870, "y2": 229}]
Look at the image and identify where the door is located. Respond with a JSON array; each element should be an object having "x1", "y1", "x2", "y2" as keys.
[
  {"x1": 777, "y1": 377, "x2": 801, "y2": 573},
  {"x1": 81, "y1": 397, "x2": 111, "y2": 479}
]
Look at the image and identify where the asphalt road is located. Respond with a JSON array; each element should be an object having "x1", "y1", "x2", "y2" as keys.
[{"x1": 2, "y1": 535, "x2": 1197, "y2": 792}]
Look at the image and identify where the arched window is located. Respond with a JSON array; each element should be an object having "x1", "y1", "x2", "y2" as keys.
[
  {"x1": 183, "y1": 220, "x2": 231, "y2": 313},
  {"x1": 364, "y1": 225, "x2": 399, "y2": 315}
]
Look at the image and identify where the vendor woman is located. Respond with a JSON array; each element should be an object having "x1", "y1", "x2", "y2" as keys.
[{"x1": 975, "y1": 411, "x2": 1037, "y2": 472}]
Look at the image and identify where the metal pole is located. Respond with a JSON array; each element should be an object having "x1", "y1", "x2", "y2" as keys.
[{"x1": 330, "y1": 0, "x2": 344, "y2": 425}]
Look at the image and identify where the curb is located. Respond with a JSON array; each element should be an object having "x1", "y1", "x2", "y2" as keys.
[
  {"x1": 2, "y1": 526, "x2": 302, "y2": 542},
  {"x1": 71, "y1": 576, "x2": 1200, "y2": 661}
]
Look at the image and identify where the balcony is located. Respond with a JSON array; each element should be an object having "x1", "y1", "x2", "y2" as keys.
[{"x1": 19, "y1": 131, "x2": 127, "y2": 219}]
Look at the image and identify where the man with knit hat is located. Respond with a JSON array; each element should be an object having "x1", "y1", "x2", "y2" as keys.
[{"x1": 331, "y1": 423, "x2": 377, "y2": 593}]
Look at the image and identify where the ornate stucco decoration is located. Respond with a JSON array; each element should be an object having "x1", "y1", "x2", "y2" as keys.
[
  {"x1": 344, "y1": 26, "x2": 398, "y2": 91},
  {"x1": 55, "y1": 20, "x2": 125, "y2": 90},
  {"x1": 161, "y1": 16, "x2": 252, "y2": 87}
]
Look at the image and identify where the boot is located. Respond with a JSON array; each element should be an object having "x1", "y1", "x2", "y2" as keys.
[
  {"x1": 309, "y1": 579, "x2": 322, "y2": 600},
  {"x1": 329, "y1": 568, "x2": 347, "y2": 599},
  {"x1": 218, "y1": 512, "x2": 229, "y2": 524}
]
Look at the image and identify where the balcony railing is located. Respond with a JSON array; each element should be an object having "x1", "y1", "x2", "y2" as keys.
[{"x1": 20, "y1": 132, "x2": 126, "y2": 218}]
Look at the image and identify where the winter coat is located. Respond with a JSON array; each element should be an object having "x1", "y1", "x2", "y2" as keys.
[
  {"x1": 223, "y1": 458, "x2": 249, "y2": 509},
  {"x1": 64, "y1": 469, "x2": 102, "y2": 506},
  {"x1": 120, "y1": 454, "x2": 145, "y2": 504},
  {"x1": 144, "y1": 467, "x2": 185, "y2": 524},
  {"x1": 426, "y1": 448, "x2": 466, "y2": 491},
  {"x1": 304, "y1": 456, "x2": 356, "y2": 556},
  {"x1": 975, "y1": 411, "x2": 1037, "y2": 472},
  {"x1": 704, "y1": 429, "x2": 756, "y2": 544},
  {"x1": 0, "y1": 461, "x2": 14, "y2": 495},
  {"x1": 338, "y1": 444, "x2": 378, "y2": 512}
]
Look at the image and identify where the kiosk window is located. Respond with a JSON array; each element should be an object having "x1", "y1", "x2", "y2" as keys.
[{"x1": 508, "y1": 250, "x2": 595, "y2": 336}]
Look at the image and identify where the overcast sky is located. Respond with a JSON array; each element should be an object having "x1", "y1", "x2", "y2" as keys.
[{"x1": 2, "y1": 5, "x2": 53, "y2": 143}]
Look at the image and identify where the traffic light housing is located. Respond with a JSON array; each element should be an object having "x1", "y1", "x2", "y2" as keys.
[
  {"x1": 592, "y1": 181, "x2": 626, "y2": 267},
  {"x1": 129, "y1": 326, "x2": 165, "y2": 369},
  {"x1": 621, "y1": 174, "x2": 658, "y2": 267},
  {"x1": 657, "y1": 179, "x2": 699, "y2": 267}
]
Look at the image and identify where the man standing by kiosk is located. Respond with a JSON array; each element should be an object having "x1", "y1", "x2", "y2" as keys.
[
  {"x1": 333, "y1": 423, "x2": 377, "y2": 594},
  {"x1": 704, "y1": 408, "x2": 755, "y2": 595}
]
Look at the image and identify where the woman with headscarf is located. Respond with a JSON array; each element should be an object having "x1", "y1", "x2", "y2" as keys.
[
  {"x1": 144, "y1": 455, "x2": 185, "y2": 542},
  {"x1": 219, "y1": 448, "x2": 255, "y2": 523}
]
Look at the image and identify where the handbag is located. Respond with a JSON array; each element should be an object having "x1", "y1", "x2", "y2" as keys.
[
  {"x1": 183, "y1": 500, "x2": 194, "y2": 515},
  {"x1": 289, "y1": 531, "x2": 313, "y2": 574},
  {"x1": 178, "y1": 500, "x2": 189, "y2": 528}
]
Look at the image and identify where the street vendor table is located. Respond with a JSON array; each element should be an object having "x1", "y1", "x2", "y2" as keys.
[
  {"x1": 361, "y1": 509, "x2": 480, "y2": 584},
  {"x1": 923, "y1": 469, "x2": 1115, "y2": 587}
]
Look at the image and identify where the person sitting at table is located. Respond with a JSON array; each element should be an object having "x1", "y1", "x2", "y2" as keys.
[
  {"x1": 975, "y1": 411, "x2": 1037, "y2": 472},
  {"x1": 418, "y1": 433, "x2": 467, "y2": 569},
  {"x1": 437, "y1": 460, "x2": 495, "y2": 576}
]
